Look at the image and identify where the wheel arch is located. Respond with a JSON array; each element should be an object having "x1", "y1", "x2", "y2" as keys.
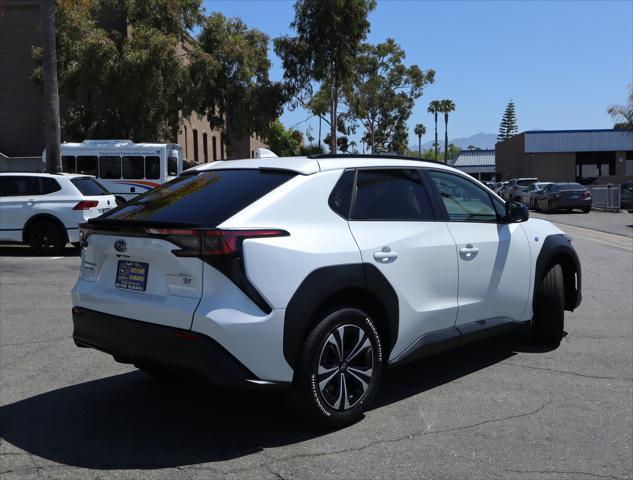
[
  {"x1": 534, "y1": 234, "x2": 582, "y2": 312},
  {"x1": 283, "y1": 263, "x2": 399, "y2": 370},
  {"x1": 22, "y1": 213, "x2": 69, "y2": 244}
]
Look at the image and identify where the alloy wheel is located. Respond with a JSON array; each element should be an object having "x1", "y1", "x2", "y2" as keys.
[{"x1": 316, "y1": 324, "x2": 375, "y2": 411}]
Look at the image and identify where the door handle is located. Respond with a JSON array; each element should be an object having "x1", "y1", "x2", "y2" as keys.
[
  {"x1": 373, "y1": 247, "x2": 398, "y2": 263},
  {"x1": 459, "y1": 244, "x2": 479, "y2": 259}
]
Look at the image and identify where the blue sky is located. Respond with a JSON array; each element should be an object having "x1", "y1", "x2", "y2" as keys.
[{"x1": 203, "y1": 0, "x2": 632, "y2": 147}]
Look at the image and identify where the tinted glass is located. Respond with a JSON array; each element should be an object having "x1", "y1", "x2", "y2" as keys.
[
  {"x1": 145, "y1": 156, "x2": 160, "y2": 179},
  {"x1": 168, "y1": 156, "x2": 178, "y2": 176},
  {"x1": 329, "y1": 170, "x2": 355, "y2": 218},
  {"x1": 351, "y1": 169, "x2": 434, "y2": 221},
  {"x1": 77, "y1": 156, "x2": 98, "y2": 176},
  {"x1": 122, "y1": 156, "x2": 144, "y2": 179},
  {"x1": 558, "y1": 183, "x2": 585, "y2": 190},
  {"x1": 517, "y1": 179, "x2": 537, "y2": 186},
  {"x1": 71, "y1": 177, "x2": 109, "y2": 196},
  {"x1": 40, "y1": 178, "x2": 61, "y2": 194},
  {"x1": 62, "y1": 156, "x2": 76, "y2": 173},
  {"x1": 99, "y1": 156, "x2": 121, "y2": 179},
  {"x1": 427, "y1": 170, "x2": 498, "y2": 222},
  {"x1": 101, "y1": 169, "x2": 296, "y2": 226},
  {"x1": 0, "y1": 176, "x2": 40, "y2": 196}
]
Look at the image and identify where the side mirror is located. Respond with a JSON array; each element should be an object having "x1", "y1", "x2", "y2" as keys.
[{"x1": 505, "y1": 201, "x2": 529, "y2": 223}]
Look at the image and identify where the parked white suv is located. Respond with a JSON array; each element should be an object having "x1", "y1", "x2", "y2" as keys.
[
  {"x1": 71, "y1": 155, "x2": 581, "y2": 427},
  {"x1": 0, "y1": 173, "x2": 116, "y2": 254}
]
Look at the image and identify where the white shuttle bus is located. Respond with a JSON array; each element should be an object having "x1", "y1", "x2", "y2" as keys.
[{"x1": 43, "y1": 140, "x2": 184, "y2": 201}]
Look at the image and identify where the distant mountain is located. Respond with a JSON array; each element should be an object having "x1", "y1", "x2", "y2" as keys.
[{"x1": 410, "y1": 132, "x2": 497, "y2": 152}]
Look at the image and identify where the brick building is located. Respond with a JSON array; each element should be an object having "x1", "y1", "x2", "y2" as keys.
[
  {"x1": 496, "y1": 129, "x2": 633, "y2": 184},
  {"x1": 0, "y1": 0, "x2": 265, "y2": 167}
]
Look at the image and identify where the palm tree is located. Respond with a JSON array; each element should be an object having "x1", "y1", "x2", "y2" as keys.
[
  {"x1": 414, "y1": 123, "x2": 426, "y2": 157},
  {"x1": 440, "y1": 99, "x2": 456, "y2": 163},
  {"x1": 427, "y1": 101, "x2": 442, "y2": 160},
  {"x1": 608, "y1": 85, "x2": 633, "y2": 131},
  {"x1": 41, "y1": 0, "x2": 62, "y2": 173}
]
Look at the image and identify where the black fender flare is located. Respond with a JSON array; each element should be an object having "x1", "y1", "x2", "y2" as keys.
[
  {"x1": 283, "y1": 263, "x2": 399, "y2": 369},
  {"x1": 22, "y1": 214, "x2": 69, "y2": 244},
  {"x1": 533, "y1": 234, "x2": 582, "y2": 311}
]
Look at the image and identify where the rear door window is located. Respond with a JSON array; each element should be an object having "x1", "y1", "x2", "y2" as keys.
[
  {"x1": 351, "y1": 169, "x2": 434, "y2": 221},
  {"x1": 40, "y1": 178, "x2": 61, "y2": 194},
  {"x1": 71, "y1": 177, "x2": 110, "y2": 196},
  {"x1": 62, "y1": 156, "x2": 76, "y2": 173},
  {"x1": 0, "y1": 176, "x2": 40, "y2": 196},
  {"x1": 102, "y1": 169, "x2": 296, "y2": 226},
  {"x1": 329, "y1": 170, "x2": 355, "y2": 218}
]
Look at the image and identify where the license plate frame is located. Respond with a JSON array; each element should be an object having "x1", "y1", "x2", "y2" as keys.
[{"x1": 115, "y1": 260, "x2": 149, "y2": 292}]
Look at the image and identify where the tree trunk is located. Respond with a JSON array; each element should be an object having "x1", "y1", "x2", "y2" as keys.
[
  {"x1": 41, "y1": 0, "x2": 62, "y2": 173},
  {"x1": 434, "y1": 113, "x2": 438, "y2": 161},
  {"x1": 444, "y1": 113, "x2": 449, "y2": 163},
  {"x1": 418, "y1": 135, "x2": 421, "y2": 157},
  {"x1": 329, "y1": 71, "x2": 337, "y2": 154}
]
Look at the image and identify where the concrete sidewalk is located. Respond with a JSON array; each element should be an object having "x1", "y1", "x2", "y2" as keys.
[{"x1": 531, "y1": 210, "x2": 633, "y2": 238}]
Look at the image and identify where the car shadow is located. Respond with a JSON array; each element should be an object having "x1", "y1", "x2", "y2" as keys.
[
  {"x1": 0, "y1": 244, "x2": 80, "y2": 257},
  {"x1": 0, "y1": 328, "x2": 555, "y2": 470}
]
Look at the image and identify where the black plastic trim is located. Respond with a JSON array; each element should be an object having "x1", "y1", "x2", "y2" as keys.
[
  {"x1": 534, "y1": 234, "x2": 582, "y2": 311},
  {"x1": 283, "y1": 263, "x2": 399, "y2": 368},
  {"x1": 72, "y1": 307, "x2": 274, "y2": 387}
]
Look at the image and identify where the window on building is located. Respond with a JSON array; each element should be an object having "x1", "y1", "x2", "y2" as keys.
[
  {"x1": 251, "y1": 150, "x2": 255, "y2": 158},
  {"x1": 203, "y1": 133, "x2": 209, "y2": 163},
  {"x1": 576, "y1": 151, "x2": 615, "y2": 178},
  {"x1": 220, "y1": 135, "x2": 225, "y2": 160},
  {"x1": 212, "y1": 136, "x2": 217, "y2": 161},
  {"x1": 193, "y1": 129, "x2": 199, "y2": 163}
]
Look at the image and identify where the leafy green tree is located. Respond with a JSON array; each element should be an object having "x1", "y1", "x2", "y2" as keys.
[
  {"x1": 414, "y1": 123, "x2": 426, "y2": 157},
  {"x1": 447, "y1": 142, "x2": 460, "y2": 161},
  {"x1": 347, "y1": 39, "x2": 434, "y2": 154},
  {"x1": 608, "y1": 85, "x2": 633, "y2": 130},
  {"x1": 264, "y1": 120, "x2": 300, "y2": 156},
  {"x1": 427, "y1": 100, "x2": 442, "y2": 160},
  {"x1": 191, "y1": 12, "x2": 285, "y2": 141},
  {"x1": 274, "y1": 0, "x2": 376, "y2": 154},
  {"x1": 440, "y1": 99, "x2": 455, "y2": 163},
  {"x1": 497, "y1": 100, "x2": 518, "y2": 142}
]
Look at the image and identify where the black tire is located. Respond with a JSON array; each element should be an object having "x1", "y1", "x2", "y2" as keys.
[
  {"x1": 533, "y1": 264, "x2": 565, "y2": 346},
  {"x1": 27, "y1": 219, "x2": 66, "y2": 255},
  {"x1": 71, "y1": 242, "x2": 81, "y2": 249},
  {"x1": 293, "y1": 307, "x2": 383, "y2": 428},
  {"x1": 582, "y1": 207, "x2": 591, "y2": 213}
]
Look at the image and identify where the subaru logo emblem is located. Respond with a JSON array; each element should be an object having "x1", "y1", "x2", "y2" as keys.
[{"x1": 114, "y1": 239, "x2": 127, "y2": 253}]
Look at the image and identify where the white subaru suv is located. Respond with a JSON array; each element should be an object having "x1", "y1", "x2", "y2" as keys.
[
  {"x1": 71, "y1": 155, "x2": 581, "y2": 427},
  {"x1": 0, "y1": 173, "x2": 116, "y2": 254}
]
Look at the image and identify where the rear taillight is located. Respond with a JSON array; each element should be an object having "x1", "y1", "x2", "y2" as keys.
[
  {"x1": 203, "y1": 229, "x2": 289, "y2": 256},
  {"x1": 79, "y1": 222, "x2": 96, "y2": 247},
  {"x1": 147, "y1": 228, "x2": 201, "y2": 256},
  {"x1": 581, "y1": 191, "x2": 591, "y2": 198},
  {"x1": 73, "y1": 200, "x2": 99, "y2": 210}
]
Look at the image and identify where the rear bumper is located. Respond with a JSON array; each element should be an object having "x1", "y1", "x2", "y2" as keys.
[
  {"x1": 552, "y1": 198, "x2": 592, "y2": 209},
  {"x1": 72, "y1": 307, "x2": 285, "y2": 388}
]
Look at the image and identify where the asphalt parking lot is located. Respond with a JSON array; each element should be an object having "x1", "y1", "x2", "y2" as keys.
[{"x1": 1, "y1": 215, "x2": 632, "y2": 480}]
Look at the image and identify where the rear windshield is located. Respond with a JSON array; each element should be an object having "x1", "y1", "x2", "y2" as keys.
[
  {"x1": 71, "y1": 177, "x2": 110, "y2": 196},
  {"x1": 517, "y1": 179, "x2": 537, "y2": 186},
  {"x1": 553, "y1": 183, "x2": 585, "y2": 191},
  {"x1": 100, "y1": 169, "x2": 296, "y2": 226}
]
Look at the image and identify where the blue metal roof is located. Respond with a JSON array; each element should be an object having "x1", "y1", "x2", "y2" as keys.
[{"x1": 452, "y1": 149, "x2": 496, "y2": 167}]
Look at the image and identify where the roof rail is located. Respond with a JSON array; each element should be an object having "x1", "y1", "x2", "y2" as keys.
[{"x1": 308, "y1": 153, "x2": 448, "y2": 166}]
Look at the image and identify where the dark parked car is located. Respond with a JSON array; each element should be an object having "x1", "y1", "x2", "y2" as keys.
[{"x1": 534, "y1": 182, "x2": 592, "y2": 213}]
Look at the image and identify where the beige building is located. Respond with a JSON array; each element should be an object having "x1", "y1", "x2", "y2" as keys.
[{"x1": 496, "y1": 129, "x2": 633, "y2": 184}]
